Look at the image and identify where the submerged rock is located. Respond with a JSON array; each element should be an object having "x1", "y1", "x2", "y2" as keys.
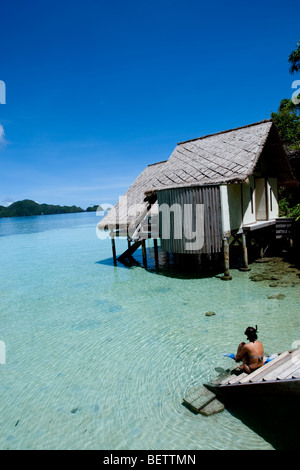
[
  {"x1": 267, "y1": 294, "x2": 286, "y2": 300},
  {"x1": 205, "y1": 311, "x2": 216, "y2": 316},
  {"x1": 269, "y1": 282, "x2": 290, "y2": 287},
  {"x1": 250, "y1": 273, "x2": 275, "y2": 282},
  {"x1": 249, "y1": 274, "x2": 265, "y2": 282},
  {"x1": 254, "y1": 258, "x2": 275, "y2": 263}
]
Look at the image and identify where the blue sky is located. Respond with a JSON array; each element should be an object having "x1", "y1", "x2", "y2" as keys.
[{"x1": 0, "y1": 0, "x2": 299, "y2": 208}]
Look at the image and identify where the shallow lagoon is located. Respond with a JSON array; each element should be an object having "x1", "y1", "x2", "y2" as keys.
[{"x1": 0, "y1": 212, "x2": 299, "y2": 450}]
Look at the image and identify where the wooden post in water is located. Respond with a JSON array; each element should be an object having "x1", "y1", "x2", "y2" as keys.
[
  {"x1": 154, "y1": 239, "x2": 159, "y2": 266},
  {"x1": 142, "y1": 239, "x2": 147, "y2": 268},
  {"x1": 221, "y1": 236, "x2": 232, "y2": 280},
  {"x1": 111, "y1": 237, "x2": 117, "y2": 266},
  {"x1": 240, "y1": 231, "x2": 251, "y2": 271}
]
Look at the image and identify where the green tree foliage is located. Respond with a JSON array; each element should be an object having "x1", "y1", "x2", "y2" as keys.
[
  {"x1": 271, "y1": 40, "x2": 300, "y2": 150},
  {"x1": 271, "y1": 40, "x2": 300, "y2": 220},
  {"x1": 86, "y1": 204, "x2": 103, "y2": 212},
  {"x1": 271, "y1": 98, "x2": 300, "y2": 149},
  {"x1": 279, "y1": 197, "x2": 300, "y2": 220},
  {"x1": 288, "y1": 40, "x2": 300, "y2": 74},
  {"x1": 0, "y1": 200, "x2": 85, "y2": 218}
]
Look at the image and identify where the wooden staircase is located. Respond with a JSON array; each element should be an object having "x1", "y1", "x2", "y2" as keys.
[
  {"x1": 110, "y1": 206, "x2": 159, "y2": 266},
  {"x1": 117, "y1": 240, "x2": 142, "y2": 261}
]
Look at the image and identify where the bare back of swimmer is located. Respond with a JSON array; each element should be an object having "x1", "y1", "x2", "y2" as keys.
[{"x1": 235, "y1": 326, "x2": 264, "y2": 374}]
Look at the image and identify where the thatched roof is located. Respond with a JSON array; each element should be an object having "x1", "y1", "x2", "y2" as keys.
[
  {"x1": 98, "y1": 119, "x2": 298, "y2": 231},
  {"x1": 145, "y1": 120, "x2": 297, "y2": 195},
  {"x1": 98, "y1": 160, "x2": 166, "y2": 230}
]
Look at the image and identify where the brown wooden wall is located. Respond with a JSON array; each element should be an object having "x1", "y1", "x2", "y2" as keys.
[{"x1": 157, "y1": 185, "x2": 222, "y2": 254}]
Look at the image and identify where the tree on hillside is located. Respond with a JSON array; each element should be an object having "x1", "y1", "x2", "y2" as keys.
[
  {"x1": 0, "y1": 200, "x2": 85, "y2": 218},
  {"x1": 288, "y1": 39, "x2": 300, "y2": 74},
  {"x1": 272, "y1": 40, "x2": 300, "y2": 148},
  {"x1": 272, "y1": 39, "x2": 300, "y2": 150},
  {"x1": 271, "y1": 40, "x2": 300, "y2": 220},
  {"x1": 271, "y1": 98, "x2": 300, "y2": 148}
]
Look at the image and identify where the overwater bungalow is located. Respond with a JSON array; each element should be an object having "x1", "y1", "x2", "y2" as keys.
[{"x1": 98, "y1": 119, "x2": 298, "y2": 277}]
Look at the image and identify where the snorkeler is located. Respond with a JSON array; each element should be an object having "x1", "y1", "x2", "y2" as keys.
[{"x1": 235, "y1": 325, "x2": 264, "y2": 373}]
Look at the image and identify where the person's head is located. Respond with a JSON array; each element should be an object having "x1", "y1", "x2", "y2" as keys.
[{"x1": 244, "y1": 325, "x2": 258, "y2": 342}]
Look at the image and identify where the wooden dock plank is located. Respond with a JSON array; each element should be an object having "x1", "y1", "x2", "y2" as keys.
[
  {"x1": 287, "y1": 369, "x2": 300, "y2": 379},
  {"x1": 262, "y1": 355, "x2": 296, "y2": 381},
  {"x1": 250, "y1": 352, "x2": 292, "y2": 383},
  {"x1": 183, "y1": 385, "x2": 217, "y2": 413},
  {"x1": 199, "y1": 398, "x2": 225, "y2": 416},
  {"x1": 183, "y1": 386, "x2": 206, "y2": 404},
  {"x1": 228, "y1": 372, "x2": 248, "y2": 384},
  {"x1": 238, "y1": 351, "x2": 290, "y2": 383},
  {"x1": 204, "y1": 349, "x2": 300, "y2": 399},
  {"x1": 219, "y1": 374, "x2": 237, "y2": 385},
  {"x1": 191, "y1": 392, "x2": 216, "y2": 412},
  {"x1": 276, "y1": 360, "x2": 300, "y2": 380}
]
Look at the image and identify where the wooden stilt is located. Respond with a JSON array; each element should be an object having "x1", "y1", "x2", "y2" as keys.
[
  {"x1": 127, "y1": 239, "x2": 131, "y2": 251},
  {"x1": 142, "y1": 239, "x2": 147, "y2": 268},
  {"x1": 111, "y1": 237, "x2": 117, "y2": 266},
  {"x1": 260, "y1": 246, "x2": 264, "y2": 258},
  {"x1": 154, "y1": 239, "x2": 159, "y2": 266},
  {"x1": 221, "y1": 236, "x2": 232, "y2": 280},
  {"x1": 259, "y1": 235, "x2": 265, "y2": 258},
  {"x1": 240, "y1": 231, "x2": 251, "y2": 271}
]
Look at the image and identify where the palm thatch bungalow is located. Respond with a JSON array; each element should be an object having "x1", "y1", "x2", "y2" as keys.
[{"x1": 98, "y1": 119, "x2": 298, "y2": 278}]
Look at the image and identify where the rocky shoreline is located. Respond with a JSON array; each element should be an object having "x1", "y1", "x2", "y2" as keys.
[{"x1": 248, "y1": 257, "x2": 300, "y2": 294}]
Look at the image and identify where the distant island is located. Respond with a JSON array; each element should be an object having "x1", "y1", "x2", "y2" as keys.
[
  {"x1": 0, "y1": 200, "x2": 103, "y2": 218},
  {"x1": 85, "y1": 204, "x2": 101, "y2": 212}
]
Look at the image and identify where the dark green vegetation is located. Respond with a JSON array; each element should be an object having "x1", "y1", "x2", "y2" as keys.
[
  {"x1": 278, "y1": 193, "x2": 300, "y2": 220},
  {"x1": 86, "y1": 204, "x2": 102, "y2": 212},
  {"x1": 271, "y1": 39, "x2": 300, "y2": 220},
  {"x1": 0, "y1": 199, "x2": 102, "y2": 218},
  {"x1": 288, "y1": 40, "x2": 300, "y2": 74},
  {"x1": 272, "y1": 98, "x2": 300, "y2": 150},
  {"x1": 272, "y1": 39, "x2": 300, "y2": 149}
]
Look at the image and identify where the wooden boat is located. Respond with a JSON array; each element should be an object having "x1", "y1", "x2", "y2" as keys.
[{"x1": 204, "y1": 349, "x2": 300, "y2": 399}]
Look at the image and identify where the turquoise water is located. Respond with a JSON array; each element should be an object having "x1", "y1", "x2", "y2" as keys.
[{"x1": 0, "y1": 212, "x2": 299, "y2": 450}]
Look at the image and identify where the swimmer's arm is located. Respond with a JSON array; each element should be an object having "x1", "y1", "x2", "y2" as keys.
[{"x1": 235, "y1": 345, "x2": 249, "y2": 362}]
